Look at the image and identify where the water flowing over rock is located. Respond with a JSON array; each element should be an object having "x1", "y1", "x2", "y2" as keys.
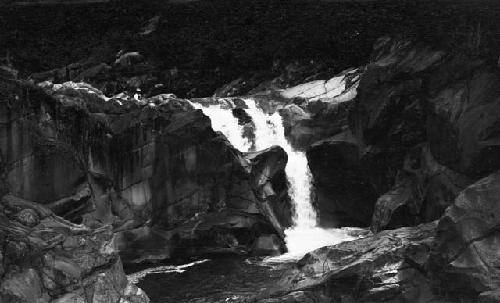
[
  {"x1": 0, "y1": 78, "x2": 290, "y2": 265},
  {"x1": 192, "y1": 98, "x2": 353, "y2": 261}
]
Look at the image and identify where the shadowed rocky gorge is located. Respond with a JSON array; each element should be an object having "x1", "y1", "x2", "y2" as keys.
[{"x1": 1, "y1": 0, "x2": 500, "y2": 302}]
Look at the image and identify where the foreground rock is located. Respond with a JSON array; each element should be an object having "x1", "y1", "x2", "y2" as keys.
[
  {"x1": 255, "y1": 222, "x2": 439, "y2": 303},
  {"x1": 255, "y1": 170, "x2": 500, "y2": 303},
  {"x1": 0, "y1": 195, "x2": 149, "y2": 303}
]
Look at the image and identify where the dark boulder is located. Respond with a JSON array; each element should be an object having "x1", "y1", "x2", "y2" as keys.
[
  {"x1": 427, "y1": 67, "x2": 500, "y2": 177},
  {"x1": 246, "y1": 146, "x2": 292, "y2": 228},
  {"x1": 371, "y1": 145, "x2": 471, "y2": 232},
  {"x1": 306, "y1": 131, "x2": 377, "y2": 227},
  {"x1": 430, "y1": 171, "x2": 500, "y2": 295},
  {"x1": 370, "y1": 173, "x2": 423, "y2": 232}
]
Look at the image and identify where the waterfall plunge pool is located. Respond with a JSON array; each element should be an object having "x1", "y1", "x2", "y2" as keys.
[{"x1": 129, "y1": 98, "x2": 357, "y2": 302}]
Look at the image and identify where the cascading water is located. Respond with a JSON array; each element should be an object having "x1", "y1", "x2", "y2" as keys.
[{"x1": 192, "y1": 99, "x2": 352, "y2": 260}]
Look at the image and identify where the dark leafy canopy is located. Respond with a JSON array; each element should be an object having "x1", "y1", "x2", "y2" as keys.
[{"x1": 1, "y1": 0, "x2": 499, "y2": 78}]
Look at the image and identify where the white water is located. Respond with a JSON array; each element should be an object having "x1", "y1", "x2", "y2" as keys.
[
  {"x1": 192, "y1": 99, "x2": 352, "y2": 261},
  {"x1": 127, "y1": 259, "x2": 210, "y2": 283}
]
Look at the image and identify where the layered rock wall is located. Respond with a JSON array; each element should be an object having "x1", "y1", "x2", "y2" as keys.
[{"x1": 0, "y1": 78, "x2": 290, "y2": 265}]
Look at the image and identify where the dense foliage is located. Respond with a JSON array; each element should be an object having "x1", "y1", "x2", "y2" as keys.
[{"x1": 1, "y1": 0, "x2": 499, "y2": 83}]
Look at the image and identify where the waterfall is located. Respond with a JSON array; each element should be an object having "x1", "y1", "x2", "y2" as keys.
[{"x1": 191, "y1": 99, "x2": 352, "y2": 260}]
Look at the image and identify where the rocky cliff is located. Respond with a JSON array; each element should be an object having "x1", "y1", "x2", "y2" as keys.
[
  {"x1": 0, "y1": 76, "x2": 292, "y2": 300},
  {"x1": 1, "y1": 77, "x2": 291, "y2": 260},
  {"x1": 236, "y1": 22, "x2": 500, "y2": 303},
  {"x1": 2, "y1": 1, "x2": 500, "y2": 302},
  {"x1": 267, "y1": 34, "x2": 500, "y2": 229},
  {"x1": 253, "y1": 170, "x2": 500, "y2": 302}
]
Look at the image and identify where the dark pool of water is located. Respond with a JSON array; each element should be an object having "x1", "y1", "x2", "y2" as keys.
[{"x1": 128, "y1": 256, "x2": 291, "y2": 303}]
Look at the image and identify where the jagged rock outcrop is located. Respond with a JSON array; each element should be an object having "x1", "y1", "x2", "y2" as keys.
[
  {"x1": 0, "y1": 194, "x2": 149, "y2": 303},
  {"x1": 278, "y1": 69, "x2": 361, "y2": 150},
  {"x1": 255, "y1": 170, "x2": 500, "y2": 302},
  {"x1": 349, "y1": 37, "x2": 439, "y2": 196},
  {"x1": 321, "y1": 36, "x2": 500, "y2": 232},
  {"x1": 0, "y1": 78, "x2": 290, "y2": 264}
]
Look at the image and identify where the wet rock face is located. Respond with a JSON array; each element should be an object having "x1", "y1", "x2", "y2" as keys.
[
  {"x1": 431, "y1": 171, "x2": 500, "y2": 295},
  {"x1": 246, "y1": 146, "x2": 292, "y2": 229},
  {"x1": 146, "y1": 113, "x2": 289, "y2": 258},
  {"x1": 0, "y1": 195, "x2": 149, "y2": 303}
]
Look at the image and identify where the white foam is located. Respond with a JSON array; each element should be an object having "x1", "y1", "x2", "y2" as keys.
[
  {"x1": 191, "y1": 98, "x2": 353, "y2": 261},
  {"x1": 127, "y1": 259, "x2": 210, "y2": 284},
  {"x1": 191, "y1": 102, "x2": 252, "y2": 151}
]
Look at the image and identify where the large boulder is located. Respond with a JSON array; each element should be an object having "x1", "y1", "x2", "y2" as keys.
[
  {"x1": 278, "y1": 69, "x2": 361, "y2": 150},
  {"x1": 371, "y1": 145, "x2": 471, "y2": 232},
  {"x1": 306, "y1": 131, "x2": 378, "y2": 227},
  {"x1": 246, "y1": 146, "x2": 291, "y2": 228},
  {"x1": 430, "y1": 171, "x2": 500, "y2": 295}
]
